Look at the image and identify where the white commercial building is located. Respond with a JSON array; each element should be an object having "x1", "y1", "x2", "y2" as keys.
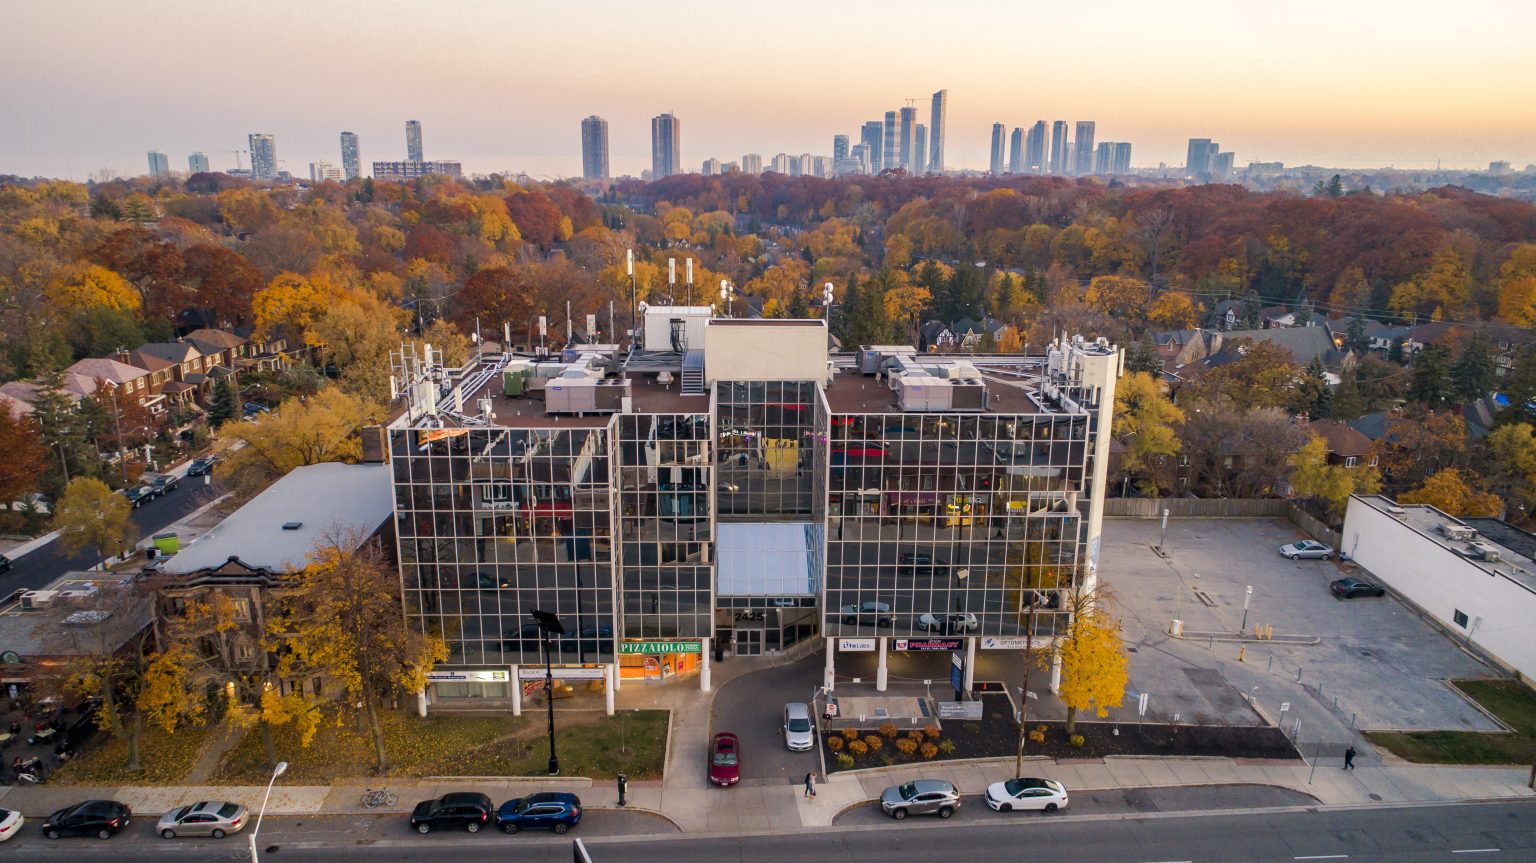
[{"x1": 1343, "y1": 494, "x2": 1536, "y2": 681}]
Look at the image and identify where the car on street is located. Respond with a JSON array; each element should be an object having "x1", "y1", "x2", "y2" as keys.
[
  {"x1": 709, "y1": 732, "x2": 741, "y2": 786},
  {"x1": 242, "y1": 401, "x2": 269, "y2": 417},
  {"x1": 898, "y1": 551, "x2": 949, "y2": 575},
  {"x1": 840, "y1": 600, "x2": 893, "y2": 627},
  {"x1": 148, "y1": 473, "x2": 180, "y2": 495},
  {"x1": 495, "y1": 792, "x2": 581, "y2": 834},
  {"x1": 918, "y1": 612, "x2": 978, "y2": 633},
  {"x1": 783, "y1": 702, "x2": 815, "y2": 751},
  {"x1": 156, "y1": 800, "x2": 247, "y2": 839},
  {"x1": 122, "y1": 485, "x2": 154, "y2": 508},
  {"x1": 409, "y1": 792, "x2": 493, "y2": 834},
  {"x1": 1279, "y1": 540, "x2": 1333, "y2": 560},
  {"x1": 42, "y1": 800, "x2": 131, "y2": 840},
  {"x1": 0, "y1": 554, "x2": 10, "y2": 574},
  {"x1": 1330, "y1": 577, "x2": 1387, "y2": 599},
  {"x1": 186, "y1": 455, "x2": 219, "y2": 477},
  {"x1": 879, "y1": 779, "x2": 961, "y2": 820},
  {"x1": 0, "y1": 808, "x2": 22, "y2": 842},
  {"x1": 717, "y1": 481, "x2": 740, "y2": 493},
  {"x1": 984, "y1": 777, "x2": 1069, "y2": 813}
]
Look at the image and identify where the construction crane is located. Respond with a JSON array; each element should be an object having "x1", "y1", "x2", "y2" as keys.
[{"x1": 229, "y1": 149, "x2": 248, "y2": 171}]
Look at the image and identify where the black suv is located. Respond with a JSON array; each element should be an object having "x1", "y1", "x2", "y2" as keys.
[
  {"x1": 898, "y1": 551, "x2": 949, "y2": 576},
  {"x1": 410, "y1": 792, "x2": 493, "y2": 834},
  {"x1": 43, "y1": 800, "x2": 131, "y2": 840}
]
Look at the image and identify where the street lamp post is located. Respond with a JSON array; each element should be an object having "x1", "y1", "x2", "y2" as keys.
[
  {"x1": 531, "y1": 609, "x2": 565, "y2": 775},
  {"x1": 248, "y1": 760, "x2": 287, "y2": 863}
]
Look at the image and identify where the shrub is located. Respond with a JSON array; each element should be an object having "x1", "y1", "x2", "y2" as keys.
[
  {"x1": 847, "y1": 739, "x2": 869, "y2": 757},
  {"x1": 841, "y1": 728, "x2": 859, "y2": 740},
  {"x1": 826, "y1": 735, "x2": 845, "y2": 752},
  {"x1": 880, "y1": 753, "x2": 895, "y2": 766},
  {"x1": 835, "y1": 753, "x2": 855, "y2": 769},
  {"x1": 895, "y1": 738, "x2": 918, "y2": 755},
  {"x1": 1028, "y1": 728, "x2": 1047, "y2": 744},
  {"x1": 863, "y1": 735, "x2": 883, "y2": 752},
  {"x1": 907, "y1": 729, "x2": 926, "y2": 741},
  {"x1": 919, "y1": 742, "x2": 939, "y2": 759},
  {"x1": 879, "y1": 723, "x2": 899, "y2": 739},
  {"x1": 923, "y1": 725, "x2": 942, "y2": 740},
  {"x1": 1068, "y1": 734, "x2": 1085, "y2": 748},
  {"x1": 938, "y1": 739, "x2": 956, "y2": 755},
  {"x1": 962, "y1": 722, "x2": 981, "y2": 735}
]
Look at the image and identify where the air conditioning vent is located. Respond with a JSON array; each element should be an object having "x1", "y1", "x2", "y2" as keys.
[{"x1": 282, "y1": 522, "x2": 303, "y2": 531}]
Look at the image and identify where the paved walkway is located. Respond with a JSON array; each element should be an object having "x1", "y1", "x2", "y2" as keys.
[{"x1": 0, "y1": 649, "x2": 1530, "y2": 833}]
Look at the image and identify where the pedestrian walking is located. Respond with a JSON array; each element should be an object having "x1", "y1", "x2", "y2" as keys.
[
  {"x1": 804, "y1": 772, "x2": 817, "y2": 799},
  {"x1": 1344, "y1": 745, "x2": 1356, "y2": 770}
]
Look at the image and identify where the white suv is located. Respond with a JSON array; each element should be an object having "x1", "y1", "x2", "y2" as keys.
[{"x1": 783, "y1": 702, "x2": 814, "y2": 751}]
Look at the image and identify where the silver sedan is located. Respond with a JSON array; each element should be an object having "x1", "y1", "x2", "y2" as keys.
[
  {"x1": 157, "y1": 801, "x2": 248, "y2": 839},
  {"x1": 1278, "y1": 540, "x2": 1333, "y2": 560}
]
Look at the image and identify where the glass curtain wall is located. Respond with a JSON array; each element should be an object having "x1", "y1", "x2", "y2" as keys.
[{"x1": 715, "y1": 381, "x2": 818, "y2": 519}]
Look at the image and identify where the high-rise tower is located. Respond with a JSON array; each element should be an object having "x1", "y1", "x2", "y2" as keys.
[
  {"x1": 405, "y1": 120, "x2": 423, "y2": 162},
  {"x1": 1008, "y1": 128, "x2": 1023, "y2": 174},
  {"x1": 582, "y1": 115, "x2": 610, "y2": 180},
  {"x1": 928, "y1": 89, "x2": 948, "y2": 174},
  {"x1": 989, "y1": 123, "x2": 1005, "y2": 175},
  {"x1": 248, "y1": 133, "x2": 277, "y2": 180},
  {"x1": 651, "y1": 113, "x2": 682, "y2": 179},
  {"x1": 1049, "y1": 121, "x2": 1068, "y2": 175},
  {"x1": 1073, "y1": 121, "x2": 1096, "y2": 177},
  {"x1": 1025, "y1": 121, "x2": 1047, "y2": 174},
  {"x1": 340, "y1": 131, "x2": 360, "y2": 180}
]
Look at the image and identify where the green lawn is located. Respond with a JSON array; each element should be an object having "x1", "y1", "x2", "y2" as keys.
[
  {"x1": 213, "y1": 708, "x2": 668, "y2": 784},
  {"x1": 1365, "y1": 678, "x2": 1536, "y2": 764},
  {"x1": 51, "y1": 721, "x2": 215, "y2": 785}
]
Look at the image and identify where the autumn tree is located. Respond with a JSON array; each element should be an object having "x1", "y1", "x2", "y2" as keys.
[
  {"x1": 1113, "y1": 372, "x2": 1184, "y2": 495},
  {"x1": 216, "y1": 388, "x2": 377, "y2": 499},
  {"x1": 1483, "y1": 423, "x2": 1536, "y2": 523},
  {"x1": 47, "y1": 263, "x2": 142, "y2": 318},
  {"x1": 1122, "y1": 340, "x2": 1163, "y2": 376},
  {"x1": 277, "y1": 533, "x2": 446, "y2": 772},
  {"x1": 1398, "y1": 469, "x2": 1503, "y2": 518},
  {"x1": 252, "y1": 271, "x2": 327, "y2": 343},
  {"x1": 1373, "y1": 410, "x2": 1468, "y2": 491},
  {"x1": 1495, "y1": 244, "x2": 1536, "y2": 325},
  {"x1": 1057, "y1": 589, "x2": 1128, "y2": 737},
  {"x1": 1084, "y1": 275, "x2": 1152, "y2": 327},
  {"x1": 1147, "y1": 291, "x2": 1199, "y2": 330},
  {"x1": 306, "y1": 288, "x2": 409, "y2": 404},
  {"x1": 1389, "y1": 248, "x2": 1473, "y2": 322},
  {"x1": 1287, "y1": 435, "x2": 1381, "y2": 518},
  {"x1": 0, "y1": 411, "x2": 48, "y2": 510},
  {"x1": 51, "y1": 585, "x2": 159, "y2": 772},
  {"x1": 54, "y1": 477, "x2": 134, "y2": 568},
  {"x1": 1179, "y1": 341, "x2": 1300, "y2": 412}
]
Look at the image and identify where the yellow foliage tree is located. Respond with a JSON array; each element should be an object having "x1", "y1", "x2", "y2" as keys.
[
  {"x1": 305, "y1": 288, "x2": 410, "y2": 404},
  {"x1": 1388, "y1": 248, "x2": 1473, "y2": 321},
  {"x1": 1113, "y1": 372, "x2": 1185, "y2": 494},
  {"x1": 49, "y1": 263, "x2": 141, "y2": 314},
  {"x1": 215, "y1": 387, "x2": 378, "y2": 499},
  {"x1": 1287, "y1": 435, "x2": 1382, "y2": 517},
  {"x1": 1057, "y1": 598, "x2": 1128, "y2": 736},
  {"x1": 1147, "y1": 291, "x2": 1200, "y2": 330},
  {"x1": 1398, "y1": 469, "x2": 1503, "y2": 517},
  {"x1": 1084, "y1": 275, "x2": 1153, "y2": 324},
  {"x1": 54, "y1": 477, "x2": 135, "y2": 568},
  {"x1": 252, "y1": 271, "x2": 328, "y2": 341}
]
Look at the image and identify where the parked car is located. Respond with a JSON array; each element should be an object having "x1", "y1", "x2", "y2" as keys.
[
  {"x1": 156, "y1": 800, "x2": 247, "y2": 839},
  {"x1": 840, "y1": 600, "x2": 892, "y2": 627},
  {"x1": 782, "y1": 702, "x2": 814, "y2": 751},
  {"x1": 409, "y1": 792, "x2": 493, "y2": 834},
  {"x1": 186, "y1": 455, "x2": 219, "y2": 477},
  {"x1": 917, "y1": 612, "x2": 978, "y2": 633},
  {"x1": 0, "y1": 554, "x2": 10, "y2": 575},
  {"x1": 1330, "y1": 577, "x2": 1387, "y2": 599},
  {"x1": 1279, "y1": 540, "x2": 1333, "y2": 560},
  {"x1": 0, "y1": 808, "x2": 22, "y2": 842},
  {"x1": 242, "y1": 401, "x2": 269, "y2": 417},
  {"x1": 717, "y1": 481, "x2": 740, "y2": 493},
  {"x1": 984, "y1": 777, "x2": 1069, "y2": 813},
  {"x1": 42, "y1": 800, "x2": 131, "y2": 840},
  {"x1": 122, "y1": 485, "x2": 154, "y2": 508},
  {"x1": 709, "y1": 732, "x2": 741, "y2": 786},
  {"x1": 898, "y1": 551, "x2": 949, "y2": 575},
  {"x1": 495, "y1": 792, "x2": 581, "y2": 835},
  {"x1": 879, "y1": 779, "x2": 961, "y2": 820},
  {"x1": 148, "y1": 473, "x2": 180, "y2": 495}
]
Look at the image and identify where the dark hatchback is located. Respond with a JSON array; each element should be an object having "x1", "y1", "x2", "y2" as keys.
[
  {"x1": 122, "y1": 485, "x2": 154, "y2": 508},
  {"x1": 1330, "y1": 577, "x2": 1387, "y2": 599},
  {"x1": 186, "y1": 456, "x2": 219, "y2": 477},
  {"x1": 42, "y1": 800, "x2": 131, "y2": 840},
  {"x1": 898, "y1": 551, "x2": 949, "y2": 576},
  {"x1": 495, "y1": 792, "x2": 582, "y2": 834},
  {"x1": 409, "y1": 792, "x2": 493, "y2": 834}
]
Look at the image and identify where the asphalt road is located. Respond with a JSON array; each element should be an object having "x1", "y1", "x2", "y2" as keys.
[
  {"x1": 0, "y1": 477, "x2": 221, "y2": 594},
  {"x1": 708, "y1": 654, "x2": 823, "y2": 786},
  {"x1": 0, "y1": 799, "x2": 1530, "y2": 862},
  {"x1": 832, "y1": 783, "x2": 1321, "y2": 824}
]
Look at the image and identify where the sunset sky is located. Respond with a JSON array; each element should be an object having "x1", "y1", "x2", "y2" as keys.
[{"x1": 4, "y1": 0, "x2": 1534, "y2": 179}]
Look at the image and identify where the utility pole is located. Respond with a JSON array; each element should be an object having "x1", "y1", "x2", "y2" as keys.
[{"x1": 108, "y1": 385, "x2": 128, "y2": 485}]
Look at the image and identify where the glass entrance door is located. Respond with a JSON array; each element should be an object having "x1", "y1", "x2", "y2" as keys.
[{"x1": 734, "y1": 629, "x2": 763, "y2": 656}]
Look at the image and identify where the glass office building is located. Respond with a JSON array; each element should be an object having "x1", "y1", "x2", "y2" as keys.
[{"x1": 385, "y1": 312, "x2": 1118, "y2": 707}]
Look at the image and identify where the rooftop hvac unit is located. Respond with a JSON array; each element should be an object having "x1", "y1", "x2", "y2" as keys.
[
  {"x1": 20, "y1": 590, "x2": 59, "y2": 610},
  {"x1": 1440, "y1": 523, "x2": 1477, "y2": 541},
  {"x1": 1385, "y1": 505, "x2": 1407, "y2": 515},
  {"x1": 1468, "y1": 542, "x2": 1502, "y2": 562},
  {"x1": 62, "y1": 610, "x2": 112, "y2": 626}
]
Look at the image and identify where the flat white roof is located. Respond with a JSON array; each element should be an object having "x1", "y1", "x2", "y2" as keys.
[
  {"x1": 164, "y1": 462, "x2": 393, "y2": 574},
  {"x1": 717, "y1": 522, "x2": 817, "y2": 596}
]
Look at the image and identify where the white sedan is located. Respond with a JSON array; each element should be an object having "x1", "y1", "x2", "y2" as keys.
[
  {"x1": 0, "y1": 808, "x2": 23, "y2": 842},
  {"x1": 984, "y1": 777, "x2": 1069, "y2": 813},
  {"x1": 918, "y1": 612, "x2": 978, "y2": 633}
]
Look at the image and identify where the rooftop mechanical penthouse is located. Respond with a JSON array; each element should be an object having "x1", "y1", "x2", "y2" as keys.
[{"x1": 384, "y1": 306, "x2": 1119, "y2": 705}]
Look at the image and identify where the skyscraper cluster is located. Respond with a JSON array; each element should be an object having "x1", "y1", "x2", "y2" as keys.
[
  {"x1": 991, "y1": 118, "x2": 1132, "y2": 177},
  {"x1": 1185, "y1": 138, "x2": 1235, "y2": 180},
  {"x1": 831, "y1": 90, "x2": 947, "y2": 177}
]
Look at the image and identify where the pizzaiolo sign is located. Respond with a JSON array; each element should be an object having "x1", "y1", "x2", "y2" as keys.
[{"x1": 619, "y1": 640, "x2": 703, "y2": 655}]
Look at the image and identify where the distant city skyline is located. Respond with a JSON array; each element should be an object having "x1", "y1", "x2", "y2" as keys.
[{"x1": 4, "y1": 1, "x2": 1534, "y2": 179}]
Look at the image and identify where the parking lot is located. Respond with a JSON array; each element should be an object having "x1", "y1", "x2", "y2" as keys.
[{"x1": 1103, "y1": 517, "x2": 1501, "y2": 738}]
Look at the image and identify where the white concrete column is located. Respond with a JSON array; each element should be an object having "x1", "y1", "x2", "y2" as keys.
[
  {"x1": 824, "y1": 637, "x2": 836, "y2": 692},
  {"x1": 604, "y1": 665, "x2": 615, "y2": 716},
  {"x1": 963, "y1": 637, "x2": 976, "y2": 694},
  {"x1": 1049, "y1": 651, "x2": 1062, "y2": 694},
  {"x1": 700, "y1": 641, "x2": 711, "y2": 692},
  {"x1": 876, "y1": 637, "x2": 888, "y2": 692},
  {"x1": 416, "y1": 688, "x2": 428, "y2": 718},
  {"x1": 511, "y1": 665, "x2": 522, "y2": 716}
]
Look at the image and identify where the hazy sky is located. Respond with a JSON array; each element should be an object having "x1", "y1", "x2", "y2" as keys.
[{"x1": 4, "y1": 0, "x2": 1534, "y2": 179}]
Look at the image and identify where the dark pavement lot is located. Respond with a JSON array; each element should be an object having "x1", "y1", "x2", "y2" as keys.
[
  {"x1": 0, "y1": 800, "x2": 1529, "y2": 862},
  {"x1": 708, "y1": 653, "x2": 823, "y2": 787},
  {"x1": 832, "y1": 782, "x2": 1321, "y2": 824}
]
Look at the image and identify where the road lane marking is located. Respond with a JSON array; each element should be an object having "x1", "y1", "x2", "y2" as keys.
[
  {"x1": 1451, "y1": 851, "x2": 1500, "y2": 855},
  {"x1": 1295, "y1": 856, "x2": 1348, "y2": 860}
]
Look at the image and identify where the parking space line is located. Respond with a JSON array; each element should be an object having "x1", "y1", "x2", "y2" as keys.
[
  {"x1": 1294, "y1": 856, "x2": 1347, "y2": 860},
  {"x1": 1451, "y1": 850, "x2": 1500, "y2": 854}
]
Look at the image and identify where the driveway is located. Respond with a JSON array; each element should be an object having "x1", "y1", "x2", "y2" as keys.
[{"x1": 709, "y1": 654, "x2": 824, "y2": 787}]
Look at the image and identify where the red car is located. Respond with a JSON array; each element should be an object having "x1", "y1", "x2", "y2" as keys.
[{"x1": 708, "y1": 732, "x2": 740, "y2": 787}]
